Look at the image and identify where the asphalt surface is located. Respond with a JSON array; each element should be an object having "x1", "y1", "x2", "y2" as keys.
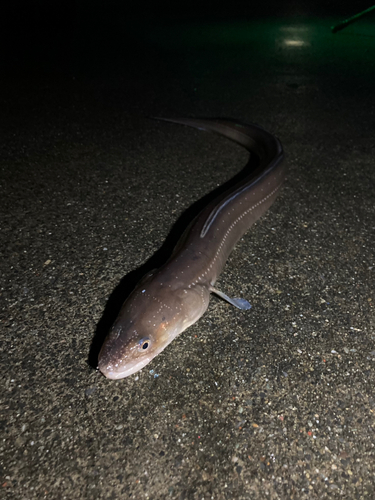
[{"x1": 1, "y1": 7, "x2": 375, "y2": 500}]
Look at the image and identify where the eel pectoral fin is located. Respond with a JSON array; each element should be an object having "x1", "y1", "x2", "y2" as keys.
[{"x1": 210, "y1": 286, "x2": 252, "y2": 310}]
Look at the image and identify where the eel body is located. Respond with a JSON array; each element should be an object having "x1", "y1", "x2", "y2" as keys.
[{"x1": 98, "y1": 118, "x2": 285, "y2": 379}]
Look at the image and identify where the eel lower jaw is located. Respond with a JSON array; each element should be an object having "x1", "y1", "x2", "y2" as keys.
[{"x1": 98, "y1": 356, "x2": 154, "y2": 379}]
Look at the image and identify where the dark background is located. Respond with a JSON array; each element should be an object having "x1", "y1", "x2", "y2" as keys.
[{"x1": 0, "y1": 1, "x2": 372, "y2": 73}]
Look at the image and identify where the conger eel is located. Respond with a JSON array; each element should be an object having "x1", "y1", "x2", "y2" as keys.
[{"x1": 98, "y1": 118, "x2": 285, "y2": 379}]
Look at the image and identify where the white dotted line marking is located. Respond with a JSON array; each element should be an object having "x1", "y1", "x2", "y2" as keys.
[{"x1": 189, "y1": 179, "x2": 283, "y2": 286}]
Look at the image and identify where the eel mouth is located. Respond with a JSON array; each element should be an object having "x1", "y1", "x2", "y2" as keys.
[{"x1": 97, "y1": 355, "x2": 153, "y2": 379}]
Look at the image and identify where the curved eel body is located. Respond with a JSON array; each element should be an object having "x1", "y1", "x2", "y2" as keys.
[{"x1": 98, "y1": 118, "x2": 285, "y2": 379}]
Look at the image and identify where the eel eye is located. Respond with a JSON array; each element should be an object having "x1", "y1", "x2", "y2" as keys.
[{"x1": 138, "y1": 338, "x2": 150, "y2": 351}]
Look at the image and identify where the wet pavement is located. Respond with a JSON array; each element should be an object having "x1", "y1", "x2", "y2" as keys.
[{"x1": 1, "y1": 6, "x2": 375, "y2": 500}]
